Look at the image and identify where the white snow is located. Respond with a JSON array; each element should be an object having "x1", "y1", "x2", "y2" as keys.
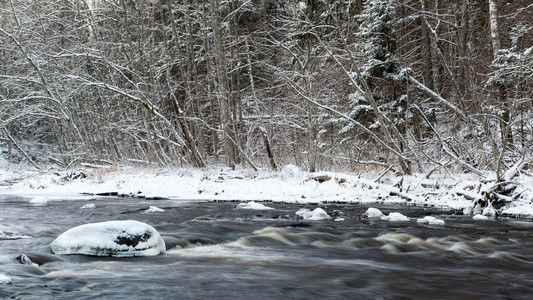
[
  {"x1": 236, "y1": 201, "x2": 275, "y2": 210},
  {"x1": 417, "y1": 216, "x2": 445, "y2": 226},
  {"x1": 296, "y1": 208, "x2": 330, "y2": 220},
  {"x1": 145, "y1": 206, "x2": 164, "y2": 213},
  {"x1": 2, "y1": 164, "x2": 533, "y2": 219},
  {"x1": 0, "y1": 274, "x2": 12, "y2": 284},
  {"x1": 482, "y1": 205, "x2": 496, "y2": 217},
  {"x1": 381, "y1": 212, "x2": 409, "y2": 222},
  {"x1": 80, "y1": 203, "x2": 96, "y2": 209},
  {"x1": 364, "y1": 207, "x2": 385, "y2": 218},
  {"x1": 51, "y1": 220, "x2": 166, "y2": 257}
]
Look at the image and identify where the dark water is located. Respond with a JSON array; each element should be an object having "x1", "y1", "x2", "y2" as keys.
[{"x1": 1, "y1": 196, "x2": 533, "y2": 299}]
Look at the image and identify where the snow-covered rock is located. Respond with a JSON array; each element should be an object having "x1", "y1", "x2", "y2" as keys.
[
  {"x1": 417, "y1": 216, "x2": 445, "y2": 226},
  {"x1": 364, "y1": 207, "x2": 385, "y2": 218},
  {"x1": 296, "y1": 208, "x2": 330, "y2": 220},
  {"x1": 80, "y1": 203, "x2": 96, "y2": 209},
  {"x1": 51, "y1": 220, "x2": 166, "y2": 257},
  {"x1": 0, "y1": 274, "x2": 12, "y2": 284},
  {"x1": 236, "y1": 201, "x2": 274, "y2": 210},
  {"x1": 145, "y1": 206, "x2": 164, "y2": 213},
  {"x1": 473, "y1": 214, "x2": 489, "y2": 220},
  {"x1": 381, "y1": 212, "x2": 409, "y2": 222},
  {"x1": 482, "y1": 205, "x2": 496, "y2": 217}
]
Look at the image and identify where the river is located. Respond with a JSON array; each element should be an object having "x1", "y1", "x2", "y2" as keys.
[{"x1": 1, "y1": 195, "x2": 533, "y2": 299}]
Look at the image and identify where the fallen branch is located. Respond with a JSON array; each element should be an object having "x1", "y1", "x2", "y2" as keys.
[{"x1": 3, "y1": 127, "x2": 40, "y2": 170}]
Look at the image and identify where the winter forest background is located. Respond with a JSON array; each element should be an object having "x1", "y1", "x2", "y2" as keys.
[{"x1": 0, "y1": 0, "x2": 531, "y2": 178}]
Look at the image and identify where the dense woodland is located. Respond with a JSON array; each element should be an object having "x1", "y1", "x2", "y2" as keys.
[{"x1": 0, "y1": 0, "x2": 532, "y2": 178}]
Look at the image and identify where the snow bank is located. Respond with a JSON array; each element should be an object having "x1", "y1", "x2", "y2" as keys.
[
  {"x1": 417, "y1": 216, "x2": 445, "y2": 225},
  {"x1": 51, "y1": 220, "x2": 166, "y2": 257},
  {"x1": 3, "y1": 164, "x2": 533, "y2": 219},
  {"x1": 473, "y1": 214, "x2": 490, "y2": 221},
  {"x1": 0, "y1": 274, "x2": 12, "y2": 284},
  {"x1": 381, "y1": 212, "x2": 409, "y2": 222},
  {"x1": 296, "y1": 208, "x2": 330, "y2": 220},
  {"x1": 364, "y1": 207, "x2": 385, "y2": 218},
  {"x1": 236, "y1": 201, "x2": 274, "y2": 210}
]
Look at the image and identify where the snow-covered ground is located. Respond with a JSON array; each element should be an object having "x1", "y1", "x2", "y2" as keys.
[{"x1": 1, "y1": 158, "x2": 533, "y2": 219}]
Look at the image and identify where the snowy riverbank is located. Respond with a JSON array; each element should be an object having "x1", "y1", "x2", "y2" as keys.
[{"x1": 1, "y1": 159, "x2": 533, "y2": 218}]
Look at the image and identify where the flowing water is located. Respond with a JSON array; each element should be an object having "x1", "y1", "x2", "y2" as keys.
[{"x1": 1, "y1": 195, "x2": 533, "y2": 299}]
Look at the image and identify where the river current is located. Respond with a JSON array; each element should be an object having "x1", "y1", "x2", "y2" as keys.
[{"x1": 1, "y1": 195, "x2": 533, "y2": 299}]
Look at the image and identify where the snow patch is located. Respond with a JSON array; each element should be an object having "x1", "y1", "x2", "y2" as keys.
[
  {"x1": 296, "y1": 208, "x2": 330, "y2": 220},
  {"x1": 417, "y1": 216, "x2": 445, "y2": 226},
  {"x1": 236, "y1": 201, "x2": 274, "y2": 210},
  {"x1": 51, "y1": 220, "x2": 166, "y2": 257}
]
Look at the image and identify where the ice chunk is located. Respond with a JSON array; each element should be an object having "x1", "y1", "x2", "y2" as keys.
[
  {"x1": 236, "y1": 201, "x2": 274, "y2": 210},
  {"x1": 381, "y1": 212, "x2": 409, "y2": 222},
  {"x1": 51, "y1": 220, "x2": 165, "y2": 257},
  {"x1": 80, "y1": 203, "x2": 96, "y2": 209},
  {"x1": 364, "y1": 208, "x2": 385, "y2": 218},
  {"x1": 0, "y1": 274, "x2": 12, "y2": 284},
  {"x1": 296, "y1": 208, "x2": 330, "y2": 220},
  {"x1": 417, "y1": 216, "x2": 445, "y2": 225},
  {"x1": 145, "y1": 206, "x2": 164, "y2": 213},
  {"x1": 473, "y1": 214, "x2": 489, "y2": 220}
]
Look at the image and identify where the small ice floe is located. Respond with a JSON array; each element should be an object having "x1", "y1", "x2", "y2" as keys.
[
  {"x1": 80, "y1": 203, "x2": 96, "y2": 209},
  {"x1": 0, "y1": 274, "x2": 12, "y2": 284},
  {"x1": 236, "y1": 201, "x2": 274, "y2": 210},
  {"x1": 296, "y1": 208, "x2": 330, "y2": 220},
  {"x1": 51, "y1": 220, "x2": 166, "y2": 257},
  {"x1": 417, "y1": 216, "x2": 445, "y2": 226},
  {"x1": 364, "y1": 208, "x2": 385, "y2": 218},
  {"x1": 381, "y1": 212, "x2": 409, "y2": 222},
  {"x1": 0, "y1": 231, "x2": 31, "y2": 240},
  {"x1": 145, "y1": 206, "x2": 165, "y2": 213},
  {"x1": 29, "y1": 196, "x2": 48, "y2": 204},
  {"x1": 473, "y1": 214, "x2": 489, "y2": 220},
  {"x1": 334, "y1": 217, "x2": 345, "y2": 222}
]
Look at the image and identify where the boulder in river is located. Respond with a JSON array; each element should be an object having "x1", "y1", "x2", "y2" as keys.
[{"x1": 51, "y1": 220, "x2": 166, "y2": 257}]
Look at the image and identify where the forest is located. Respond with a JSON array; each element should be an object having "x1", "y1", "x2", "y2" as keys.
[{"x1": 1, "y1": 0, "x2": 532, "y2": 179}]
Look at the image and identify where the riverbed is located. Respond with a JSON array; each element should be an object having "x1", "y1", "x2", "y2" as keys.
[{"x1": 1, "y1": 196, "x2": 533, "y2": 299}]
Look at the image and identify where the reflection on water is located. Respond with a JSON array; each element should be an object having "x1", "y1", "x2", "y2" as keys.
[{"x1": 1, "y1": 196, "x2": 533, "y2": 299}]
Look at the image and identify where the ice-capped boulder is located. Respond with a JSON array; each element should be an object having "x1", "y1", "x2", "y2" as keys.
[
  {"x1": 296, "y1": 208, "x2": 330, "y2": 220},
  {"x1": 381, "y1": 212, "x2": 409, "y2": 222},
  {"x1": 51, "y1": 220, "x2": 165, "y2": 257},
  {"x1": 364, "y1": 208, "x2": 385, "y2": 218}
]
